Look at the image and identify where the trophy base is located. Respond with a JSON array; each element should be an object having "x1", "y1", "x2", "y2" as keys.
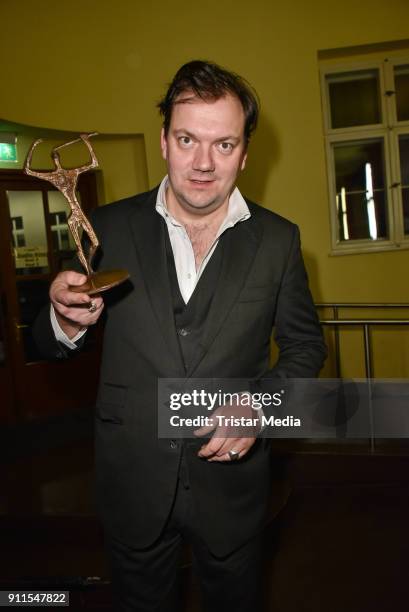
[{"x1": 70, "y1": 269, "x2": 130, "y2": 295}]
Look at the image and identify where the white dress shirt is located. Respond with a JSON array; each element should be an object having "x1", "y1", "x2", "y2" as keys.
[{"x1": 51, "y1": 176, "x2": 251, "y2": 348}]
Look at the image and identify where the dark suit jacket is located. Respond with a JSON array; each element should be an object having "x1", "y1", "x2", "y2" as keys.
[{"x1": 34, "y1": 187, "x2": 326, "y2": 556}]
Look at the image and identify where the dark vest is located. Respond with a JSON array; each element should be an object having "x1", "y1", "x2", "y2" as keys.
[
  {"x1": 164, "y1": 230, "x2": 225, "y2": 488},
  {"x1": 164, "y1": 230, "x2": 224, "y2": 373}
]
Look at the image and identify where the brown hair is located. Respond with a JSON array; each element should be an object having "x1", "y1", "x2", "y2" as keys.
[{"x1": 158, "y1": 60, "x2": 259, "y2": 145}]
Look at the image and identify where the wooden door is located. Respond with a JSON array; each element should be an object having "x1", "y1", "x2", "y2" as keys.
[
  {"x1": 0, "y1": 266, "x2": 15, "y2": 424},
  {"x1": 0, "y1": 170, "x2": 101, "y2": 422}
]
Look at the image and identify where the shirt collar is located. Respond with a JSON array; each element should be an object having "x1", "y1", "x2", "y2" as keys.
[{"x1": 155, "y1": 175, "x2": 251, "y2": 232}]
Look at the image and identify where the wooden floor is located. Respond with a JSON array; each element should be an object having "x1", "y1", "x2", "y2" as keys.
[{"x1": 1, "y1": 414, "x2": 408, "y2": 611}]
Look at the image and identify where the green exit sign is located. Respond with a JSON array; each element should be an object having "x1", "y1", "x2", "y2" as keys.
[{"x1": 0, "y1": 143, "x2": 17, "y2": 162}]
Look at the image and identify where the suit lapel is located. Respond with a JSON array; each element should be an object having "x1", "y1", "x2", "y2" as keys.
[
  {"x1": 186, "y1": 216, "x2": 263, "y2": 377},
  {"x1": 129, "y1": 191, "x2": 263, "y2": 378},
  {"x1": 129, "y1": 191, "x2": 185, "y2": 372}
]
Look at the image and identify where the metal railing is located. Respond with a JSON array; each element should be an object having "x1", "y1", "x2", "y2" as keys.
[{"x1": 316, "y1": 303, "x2": 409, "y2": 378}]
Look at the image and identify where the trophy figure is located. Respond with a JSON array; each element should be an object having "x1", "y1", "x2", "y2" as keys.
[{"x1": 24, "y1": 133, "x2": 129, "y2": 294}]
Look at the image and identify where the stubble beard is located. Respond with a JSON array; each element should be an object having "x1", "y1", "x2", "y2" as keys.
[{"x1": 173, "y1": 186, "x2": 226, "y2": 217}]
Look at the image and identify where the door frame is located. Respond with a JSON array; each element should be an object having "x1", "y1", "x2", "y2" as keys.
[{"x1": 0, "y1": 169, "x2": 101, "y2": 422}]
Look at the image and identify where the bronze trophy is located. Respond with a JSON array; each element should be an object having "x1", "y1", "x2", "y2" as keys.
[{"x1": 24, "y1": 133, "x2": 129, "y2": 295}]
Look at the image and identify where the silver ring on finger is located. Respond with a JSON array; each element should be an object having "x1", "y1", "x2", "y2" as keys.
[
  {"x1": 88, "y1": 300, "x2": 97, "y2": 313},
  {"x1": 228, "y1": 449, "x2": 240, "y2": 461}
]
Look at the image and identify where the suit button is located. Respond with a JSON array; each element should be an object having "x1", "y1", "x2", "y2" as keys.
[
  {"x1": 170, "y1": 440, "x2": 178, "y2": 450},
  {"x1": 177, "y1": 328, "x2": 190, "y2": 337}
]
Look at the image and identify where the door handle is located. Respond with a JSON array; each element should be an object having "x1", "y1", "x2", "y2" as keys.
[{"x1": 13, "y1": 317, "x2": 28, "y2": 343}]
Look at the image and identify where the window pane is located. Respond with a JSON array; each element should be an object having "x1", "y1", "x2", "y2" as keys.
[
  {"x1": 7, "y1": 191, "x2": 50, "y2": 275},
  {"x1": 327, "y1": 69, "x2": 381, "y2": 129},
  {"x1": 394, "y1": 65, "x2": 409, "y2": 122},
  {"x1": 333, "y1": 139, "x2": 388, "y2": 241},
  {"x1": 48, "y1": 191, "x2": 76, "y2": 270},
  {"x1": 398, "y1": 134, "x2": 409, "y2": 234}
]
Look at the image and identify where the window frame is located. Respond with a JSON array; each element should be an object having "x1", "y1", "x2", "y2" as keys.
[{"x1": 320, "y1": 55, "x2": 409, "y2": 255}]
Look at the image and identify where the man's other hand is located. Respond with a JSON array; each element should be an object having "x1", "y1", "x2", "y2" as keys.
[
  {"x1": 50, "y1": 270, "x2": 104, "y2": 339},
  {"x1": 194, "y1": 394, "x2": 260, "y2": 462}
]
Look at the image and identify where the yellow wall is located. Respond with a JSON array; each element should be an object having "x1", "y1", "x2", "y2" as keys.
[
  {"x1": 1, "y1": 125, "x2": 148, "y2": 204},
  {"x1": 2, "y1": 0, "x2": 409, "y2": 376}
]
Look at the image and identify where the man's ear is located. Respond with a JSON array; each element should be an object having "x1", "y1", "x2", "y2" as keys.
[
  {"x1": 160, "y1": 128, "x2": 167, "y2": 160},
  {"x1": 240, "y1": 150, "x2": 248, "y2": 171}
]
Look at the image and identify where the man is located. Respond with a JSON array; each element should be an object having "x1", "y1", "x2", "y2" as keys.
[{"x1": 33, "y1": 60, "x2": 326, "y2": 611}]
